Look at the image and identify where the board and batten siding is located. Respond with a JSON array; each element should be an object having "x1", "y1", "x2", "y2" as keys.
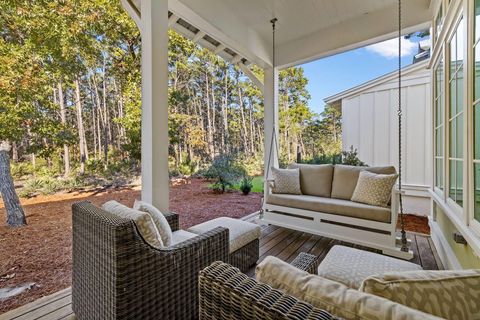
[{"x1": 339, "y1": 65, "x2": 432, "y2": 215}]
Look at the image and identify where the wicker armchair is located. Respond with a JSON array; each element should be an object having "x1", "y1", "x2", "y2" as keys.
[
  {"x1": 72, "y1": 201, "x2": 229, "y2": 320},
  {"x1": 198, "y1": 253, "x2": 336, "y2": 320}
]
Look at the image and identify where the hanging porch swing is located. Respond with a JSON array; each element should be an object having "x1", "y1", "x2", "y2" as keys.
[{"x1": 260, "y1": 0, "x2": 412, "y2": 260}]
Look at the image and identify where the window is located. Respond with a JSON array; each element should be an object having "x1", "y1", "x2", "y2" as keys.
[
  {"x1": 435, "y1": 57, "x2": 444, "y2": 191},
  {"x1": 474, "y1": 0, "x2": 480, "y2": 221},
  {"x1": 448, "y1": 17, "x2": 464, "y2": 207},
  {"x1": 435, "y1": 3, "x2": 443, "y2": 42}
]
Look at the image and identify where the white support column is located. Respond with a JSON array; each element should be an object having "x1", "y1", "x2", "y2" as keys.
[
  {"x1": 263, "y1": 67, "x2": 279, "y2": 179},
  {"x1": 140, "y1": 0, "x2": 169, "y2": 212}
]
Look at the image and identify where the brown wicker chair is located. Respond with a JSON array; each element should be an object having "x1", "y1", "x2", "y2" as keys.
[
  {"x1": 198, "y1": 253, "x2": 337, "y2": 320},
  {"x1": 72, "y1": 201, "x2": 230, "y2": 320}
]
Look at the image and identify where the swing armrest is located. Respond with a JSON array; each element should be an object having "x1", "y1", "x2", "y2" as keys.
[{"x1": 265, "y1": 179, "x2": 275, "y2": 190}]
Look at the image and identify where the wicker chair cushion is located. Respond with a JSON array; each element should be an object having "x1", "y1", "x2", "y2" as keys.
[
  {"x1": 188, "y1": 217, "x2": 261, "y2": 253},
  {"x1": 317, "y1": 245, "x2": 421, "y2": 289},
  {"x1": 102, "y1": 200, "x2": 163, "y2": 248},
  {"x1": 171, "y1": 230, "x2": 198, "y2": 245},
  {"x1": 133, "y1": 200, "x2": 173, "y2": 246},
  {"x1": 360, "y1": 269, "x2": 480, "y2": 319},
  {"x1": 256, "y1": 256, "x2": 439, "y2": 320}
]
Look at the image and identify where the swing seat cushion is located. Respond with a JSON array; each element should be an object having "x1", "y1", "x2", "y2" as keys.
[
  {"x1": 266, "y1": 193, "x2": 391, "y2": 223},
  {"x1": 288, "y1": 163, "x2": 334, "y2": 197}
]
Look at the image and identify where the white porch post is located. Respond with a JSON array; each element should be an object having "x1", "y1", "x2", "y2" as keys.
[
  {"x1": 140, "y1": 0, "x2": 169, "y2": 212},
  {"x1": 263, "y1": 67, "x2": 279, "y2": 179}
]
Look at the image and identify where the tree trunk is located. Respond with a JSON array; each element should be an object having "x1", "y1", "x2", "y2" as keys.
[
  {"x1": 11, "y1": 141, "x2": 18, "y2": 162},
  {"x1": 74, "y1": 78, "x2": 86, "y2": 175},
  {"x1": 0, "y1": 142, "x2": 26, "y2": 227},
  {"x1": 57, "y1": 81, "x2": 70, "y2": 176}
]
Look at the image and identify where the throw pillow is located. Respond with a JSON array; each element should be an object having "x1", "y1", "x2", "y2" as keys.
[
  {"x1": 360, "y1": 270, "x2": 480, "y2": 319},
  {"x1": 102, "y1": 200, "x2": 163, "y2": 248},
  {"x1": 133, "y1": 200, "x2": 173, "y2": 247},
  {"x1": 351, "y1": 171, "x2": 398, "y2": 207},
  {"x1": 271, "y1": 167, "x2": 302, "y2": 195}
]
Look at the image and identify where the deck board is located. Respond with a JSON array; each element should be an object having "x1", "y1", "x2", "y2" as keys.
[{"x1": 0, "y1": 220, "x2": 441, "y2": 320}]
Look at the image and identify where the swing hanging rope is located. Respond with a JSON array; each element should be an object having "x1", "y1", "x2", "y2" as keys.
[{"x1": 398, "y1": 0, "x2": 409, "y2": 252}]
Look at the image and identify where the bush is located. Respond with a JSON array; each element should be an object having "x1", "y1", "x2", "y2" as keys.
[
  {"x1": 239, "y1": 176, "x2": 253, "y2": 195},
  {"x1": 341, "y1": 146, "x2": 367, "y2": 166},
  {"x1": 205, "y1": 154, "x2": 245, "y2": 193}
]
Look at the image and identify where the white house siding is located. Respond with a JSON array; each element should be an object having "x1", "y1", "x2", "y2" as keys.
[{"x1": 339, "y1": 65, "x2": 432, "y2": 215}]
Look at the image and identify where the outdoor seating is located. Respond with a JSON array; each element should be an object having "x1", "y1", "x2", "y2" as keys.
[
  {"x1": 71, "y1": 201, "x2": 260, "y2": 320},
  {"x1": 261, "y1": 164, "x2": 411, "y2": 259},
  {"x1": 200, "y1": 249, "x2": 480, "y2": 319}
]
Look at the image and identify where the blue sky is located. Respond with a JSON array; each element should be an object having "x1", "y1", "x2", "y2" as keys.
[{"x1": 301, "y1": 35, "x2": 427, "y2": 114}]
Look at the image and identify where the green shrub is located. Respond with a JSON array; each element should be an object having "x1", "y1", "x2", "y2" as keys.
[
  {"x1": 205, "y1": 154, "x2": 245, "y2": 193},
  {"x1": 239, "y1": 176, "x2": 253, "y2": 195},
  {"x1": 341, "y1": 146, "x2": 367, "y2": 166}
]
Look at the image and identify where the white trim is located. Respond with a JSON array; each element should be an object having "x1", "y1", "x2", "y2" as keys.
[
  {"x1": 121, "y1": 0, "x2": 141, "y2": 30},
  {"x1": 261, "y1": 188, "x2": 414, "y2": 260},
  {"x1": 429, "y1": 215, "x2": 463, "y2": 269},
  {"x1": 430, "y1": 189, "x2": 480, "y2": 257},
  {"x1": 324, "y1": 61, "x2": 429, "y2": 105},
  {"x1": 239, "y1": 63, "x2": 264, "y2": 94}
]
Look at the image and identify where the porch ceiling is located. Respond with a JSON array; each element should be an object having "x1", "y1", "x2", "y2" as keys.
[{"x1": 130, "y1": 0, "x2": 435, "y2": 68}]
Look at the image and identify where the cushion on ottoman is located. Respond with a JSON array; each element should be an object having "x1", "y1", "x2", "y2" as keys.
[
  {"x1": 317, "y1": 245, "x2": 422, "y2": 289},
  {"x1": 171, "y1": 230, "x2": 198, "y2": 246},
  {"x1": 188, "y1": 217, "x2": 261, "y2": 253}
]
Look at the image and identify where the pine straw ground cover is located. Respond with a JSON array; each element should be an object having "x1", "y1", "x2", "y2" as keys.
[
  {"x1": 0, "y1": 178, "x2": 429, "y2": 314},
  {"x1": 0, "y1": 178, "x2": 261, "y2": 313}
]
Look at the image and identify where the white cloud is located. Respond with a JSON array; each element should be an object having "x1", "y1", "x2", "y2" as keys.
[{"x1": 366, "y1": 37, "x2": 417, "y2": 58}]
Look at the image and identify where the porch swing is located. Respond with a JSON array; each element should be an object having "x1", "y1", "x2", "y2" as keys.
[{"x1": 260, "y1": 0, "x2": 413, "y2": 260}]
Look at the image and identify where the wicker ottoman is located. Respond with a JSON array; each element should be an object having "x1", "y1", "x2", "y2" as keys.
[
  {"x1": 188, "y1": 217, "x2": 261, "y2": 271},
  {"x1": 317, "y1": 245, "x2": 422, "y2": 289}
]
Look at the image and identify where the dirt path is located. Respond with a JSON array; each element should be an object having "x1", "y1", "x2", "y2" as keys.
[{"x1": 0, "y1": 178, "x2": 262, "y2": 313}]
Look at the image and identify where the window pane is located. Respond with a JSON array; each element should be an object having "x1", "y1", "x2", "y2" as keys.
[
  {"x1": 476, "y1": 0, "x2": 480, "y2": 41},
  {"x1": 450, "y1": 79, "x2": 457, "y2": 116},
  {"x1": 449, "y1": 160, "x2": 456, "y2": 201},
  {"x1": 450, "y1": 120, "x2": 456, "y2": 157},
  {"x1": 436, "y1": 127, "x2": 443, "y2": 156},
  {"x1": 474, "y1": 163, "x2": 480, "y2": 221},
  {"x1": 457, "y1": 114, "x2": 463, "y2": 157},
  {"x1": 457, "y1": 72, "x2": 463, "y2": 113},
  {"x1": 436, "y1": 158, "x2": 444, "y2": 189},
  {"x1": 450, "y1": 33, "x2": 457, "y2": 73},
  {"x1": 475, "y1": 45, "x2": 480, "y2": 101},
  {"x1": 475, "y1": 104, "x2": 480, "y2": 159},
  {"x1": 456, "y1": 161, "x2": 463, "y2": 206},
  {"x1": 457, "y1": 18, "x2": 464, "y2": 63}
]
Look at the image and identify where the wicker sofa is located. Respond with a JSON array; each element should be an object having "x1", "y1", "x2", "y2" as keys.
[
  {"x1": 198, "y1": 253, "x2": 443, "y2": 320},
  {"x1": 72, "y1": 201, "x2": 257, "y2": 320}
]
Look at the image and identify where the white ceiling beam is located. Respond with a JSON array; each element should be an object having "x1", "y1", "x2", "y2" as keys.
[
  {"x1": 238, "y1": 63, "x2": 264, "y2": 94},
  {"x1": 168, "y1": 13, "x2": 179, "y2": 27},
  {"x1": 276, "y1": 1, "x2": 432, "y2": 68},
  {"x1": 121, "y1": 0, "x2": 141, "y2": 30},
  {"x1": 214, "y1": 44, "x2": 226, "y2": 54},
  {"x1": 192, "y1": 31, "x2": 205, "y2": 43},
  {"x1": 230, "y1": 54, "x2": 242, "y2": 64},
  {"x1": 169, "y1": 0, "x2": 271, "y2": 68}
]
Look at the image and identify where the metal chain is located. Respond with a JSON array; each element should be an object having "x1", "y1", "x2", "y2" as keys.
[
  {"x1": 398, "y1": 0, "x2": 408, "y2": 252},
  {"x1": 261, "y1": 18, "x2": 279, "y2": 217}
]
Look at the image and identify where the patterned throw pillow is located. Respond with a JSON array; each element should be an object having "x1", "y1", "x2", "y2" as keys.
[
  {"x1": 102, "y1": 200, "x2": 164, "y2": 248},
  {"x1": 351, "y1": 171, "x2": 398, "y2": 207},
  {"x1": 271, "y1": 167, "x2": 302, "y2": 195},
  {"x1": 360, "y1": 270, "x2": 480, "y2": 319},
  {"x1": 133, "y1": 200, "x2": 173, "y2": 247}
]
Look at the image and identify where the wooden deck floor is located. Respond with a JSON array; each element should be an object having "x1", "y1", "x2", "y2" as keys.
[{"x1": 0, "y1": 218, "x2": 442, "y2": 320}]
